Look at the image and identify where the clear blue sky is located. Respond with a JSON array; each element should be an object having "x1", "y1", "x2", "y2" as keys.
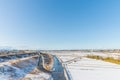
[{"x1": 0, "y1": 0, "x2": 120, "y2": 50}]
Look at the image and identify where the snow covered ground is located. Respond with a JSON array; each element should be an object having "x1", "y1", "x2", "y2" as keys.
[
  {"x1": 59, "y1": 55, "x2": 120, "y2": 80},
  {"x1": 1, "y1": 51, "x2": 120, "y2": 80},
  {"x1": 0, "y1": 54, "x2": 68, "y2": 80},
  {"x1": 0, "y1": 56, "x2": 53, "y2": 80}
]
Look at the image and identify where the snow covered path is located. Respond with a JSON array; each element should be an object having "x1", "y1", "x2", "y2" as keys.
[{"x1": 60, "y1": 56, "x2": 120, "y2": 80}]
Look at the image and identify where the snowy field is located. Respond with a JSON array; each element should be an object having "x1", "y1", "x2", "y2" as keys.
[
  {"x1": 0, "y1": 56, "x2": 53, "y2": 80},
  {"x1": 0, "y1": 51, "x2": 120, "y2": 80},
  {"x1": 58, "y1": 52, "x2": 120, "y2": 80}
]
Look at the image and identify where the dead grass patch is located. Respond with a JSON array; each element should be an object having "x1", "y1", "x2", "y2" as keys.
[
  {"x1": 29, "y1": 68, "x2": 41, "y2": 74},
  {"x1": 86, "y1": 55, "x2": 120, "y2": 65},
  {"x1": 10, "y1": 57, "x2": 37, "y2": 69}
]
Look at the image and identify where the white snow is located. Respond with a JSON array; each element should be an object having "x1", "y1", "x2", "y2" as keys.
[
  {"x1": 24, "y1": 72, "x2": 53, "y2": 80},
  {"x1": 0, "y1": 56, "x2": 53, "y2": 80},
  {"x1": 60, "y1": 55, "x2": 120, "y2": 80},
  {"x1": 1, "y1": 51, "x2": 120, "y2": 80}
]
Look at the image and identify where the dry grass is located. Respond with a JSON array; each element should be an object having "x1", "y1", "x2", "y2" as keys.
[
  {"x1": 86, "y1": 55, "x2": 120, "y2": 65},
  {"x1": 29, "y1": 68, "x2": 41, "y2": 74},
  {"x1": 42, "y1": 54, "x2": 54, "y2": 71},
  {"x1": 20, "y1": 78, "x2": 31, "y2": 80},
  {"x1": 10, "y1": 57, "x2": 37, "y2": 69}
]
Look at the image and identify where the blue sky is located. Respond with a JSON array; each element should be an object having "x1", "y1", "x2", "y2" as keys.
[{"x1": 0, "y1": 0, "x2": 120, "y2": 50}]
